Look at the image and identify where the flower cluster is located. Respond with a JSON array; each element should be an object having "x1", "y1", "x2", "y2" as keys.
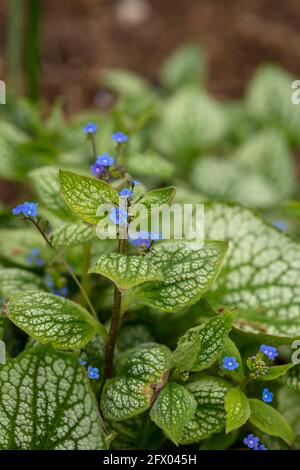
[
  {"x1": 78, "y1": 358, "x2": 100, "y2": 380},
  {"x1": 27, "y1": 248, "x2": 45, "y2": 267},
  {"x1": 12, "y1": 202, "x2": 38, "y2": 217},
  {"x1": 91, "y1": 153, "x2": 115, "y2": 177},
  {"x1": 45, "y1": 274, "x2": 68, "y2": 297},
  {"x1": 262, "y1": 387, "x2": 273, "y2": 403},
  {"x1": 243, "y1": 434, "x2": 267, "y2": 450},
  {"x1": 222, "y1": 356, "x2": 239, "y2": 370}
]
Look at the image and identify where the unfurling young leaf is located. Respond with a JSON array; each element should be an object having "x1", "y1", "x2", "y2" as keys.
[
  {"x1": 89, "y1": 253, "x2": 164, "y2": 290},
  {"x1": 253, "y1": 363, "x2": 294, "y2": 382},
  {"x1": 174, "y1": 311, "x2": 236, "y2": 372},
  {"x1": 132, "y1": 241, "x2": 227, "y2": 313},
  {"x1": 249, "y1": 398, "x2": 294, "y2": 445},
  {"x1": 101, "y1": 343, "x2": 172, "y2": 421},
  {"x1": 6, "y1": 291, "x2": 106, "y2": 349},
  {"x1": 150, "y1": 382, "x2": 197, "y2": 445},
  {"x1": 224, "y1": 387, "x2": 250, "y2": 433},
  {"x1": 59, "y1": 170, "x2": 119, "y2": 225},
  {"x1": 0, "y1": 345, "x2": 107, "y2": 450}
]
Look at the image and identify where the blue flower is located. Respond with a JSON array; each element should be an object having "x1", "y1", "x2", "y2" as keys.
[
  {"x1": 222, "y1": 356, "x2": 239, "y2": 370},
  {"x1": 149, "y1": 232, "x2": 162, "y2": 241},
  {"x1": 254, "y1": 444, "x2": 267, "y2": 450},
  {"x1": 45, "y1": 274, "x2": 55, "y2": 289},
  {"x1": 91, "y1": 162, "x2": 105, "y2": 176},
  {"x1": 109, "y1": 207, "x2": 128, "y2": 225},
  {"x1": 31, "y1": 248, "x2": 41, "y2": 257},
  {"x1": 129, "y1": 231, "x2": 151, "y2": 249},
  {"x1": 12, "y1": 202, "x2": 38, "y2": 217},
  {"x1": 243, "y1": 434, "x2": 260, "y2": 449},
  {"x1": 83, "y1": 122, "x2": 98, "y2": 134},
  {"x1": 53, "y1": 286, "x2": 69, "y2": 297},
  {"x1": 132, "y1": 180, "x2": 141, "y2": 186},
  {"x1": 88, "y1": 366, "x2": 100, "y2": 380},
  {"x1": 262, "y1": 388, "x2": 273, "y2": 403},
  {"x1": 272, "y1": 220, "x2": 287, "y2": 231},
  {"x1": 112, "y1": 131, "x2": 128, "y2": 143},
  {"x1": 79, "y1": 358, "x2": 87, "y2": 366},
  {"x1": 119, "y1": 188, "x2": 133, "y2": 198},
  {"x1": 96, "y1": 153, "x2": 114, "y2": 167},
  {"x1": 260, "y1": 344, "x2": 278, "y2": 360}
]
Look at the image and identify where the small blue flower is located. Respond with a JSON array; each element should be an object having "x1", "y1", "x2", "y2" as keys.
[
  {"x1": 83, "y1": 122, "x2": 98, "y2": 134},
  {"x1": 129, "y1": 232, "x2": 151, "y2": 249},
  {"x1": 96, "y1": 153, "x2": 115, "y2": 167},
  {"x1": 45, "y1": 274, "x2": 54, "y2": 289},
  {"x1": 109, "y1": 207, "x2": 128, "y2": 225},
  {"x1": 31, "y1": 248, "x2": 41, "y2": 257},
  {"x1": 12, "y1": 202, "x2": 38, "y2": 217},
  {"x1": 119, "y1": 188, "x2": 133, "y2": 198},
  {"x1": 272, "y1": 220, "x2": 287, "y2": 231},
  {"x1": 79, "y1": 358, "x2": 87, "y2": 366},
  {"x1": 149, "y1": 232, "x2": 162, "y2": 241},
  {"x1": 262, "y1": 388, "x2": 273, "y2": 403},
  {"x1": 132, "y1": 180, "x2": 141, "y2": 186},
  {"x1": 53, "y1": 286, "x2": 69, "y2": 297},
  {"x1": 112, "y1": 131, "x2": 128, "y2": 144},
  {"x1": 254, "y1": 444, "x2": 267, "y2": 450},
  {"x1": 91, "y1": 162, "x2": 105, "y2": 176},
  {"x1": 243, "y1": 434, "x2": 260, "y2": 449},
  {"x1": 88, "y1": 366, "x2": 100, "y2": 380},
  {"x1": 222, "y1": 356, "x2": 239, "y2": 370},
  {"x1": 260, "y1": 344, "x2": 278, "y2": 360}
]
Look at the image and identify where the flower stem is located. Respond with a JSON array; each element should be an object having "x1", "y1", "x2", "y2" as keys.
[
  {"x1": 103, "y1": 235, "x2": 127, "y2": 379},
  {"x1": 28, "y1": 217, "x2": 98, "y2": 321}
]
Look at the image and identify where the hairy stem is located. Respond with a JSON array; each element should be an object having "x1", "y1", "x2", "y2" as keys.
[
  {"x1": 28, "y1": 217, "x2": 98, "y2": 320},
  {"x1": 103, "y1": 236, "x2": 127, "y2": 379}
]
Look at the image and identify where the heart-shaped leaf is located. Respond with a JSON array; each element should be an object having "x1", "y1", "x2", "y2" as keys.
[
  {"x1": 89, "y1": 253, "x2": 164, "y2": 289},
  {"x1": 0, "y1": 268, "x2": 46, "y2": 298},
  {"x1": 205, "y1": 203, "x2": 300, "y2": 339},
  {"x1": 179, "y1": 377, "x2": 231, "y2": 444},
  {"x1": 51, "y1": 223, "x2": 94, "y2": 248},
  {"x1": 59, "y1": 170, "x2": 119, "y2": 225},
  {"x1": 132, "y1": 241, "x2": 227, "y2": 313},
  {"x1": 150, "y1": 382, "x2": 197, "y2": 445},
  {"x1": 101, "y1": 343, "x2": 172, "y2": 421},
  {"x1": 0, "y1": 346, "x2": 106, "y2": 449},
  {"x1": 6, "y1": 291, "x2": 106, "y2": 349}
]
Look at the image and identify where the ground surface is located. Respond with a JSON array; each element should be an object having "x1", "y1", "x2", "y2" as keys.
[{"x1": 1, "y1": 0, "x2": 300, "y2": 112}]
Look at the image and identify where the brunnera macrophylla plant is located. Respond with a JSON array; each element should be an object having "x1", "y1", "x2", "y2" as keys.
[{"x1": 0, "y1": 123, "x2": 299, "y2": 451}]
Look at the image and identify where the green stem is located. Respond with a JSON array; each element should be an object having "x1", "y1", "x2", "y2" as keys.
[
  {"x1": 89, "y1": 135, "x2": 97, "y2": 162},
  {"x1": 103, "y1": 236, "x2": 127, "y2": 379},
  {"x1": 29, "y1": 218, "x2": 98, "y2": 321},
  {"x1": 81, "y1": 242, "x2": 92, "y2": 306}
]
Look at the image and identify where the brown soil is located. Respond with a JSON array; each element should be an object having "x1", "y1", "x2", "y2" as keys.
[{"x1": 1, "y1": 0, "x2": 300, "y2": 113}]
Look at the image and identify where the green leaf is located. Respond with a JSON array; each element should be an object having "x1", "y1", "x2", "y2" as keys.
[
  {"x1": 127, "y1": 152, "x2": 174, "y2": 180},
  {"x1": 59, "y1": 170, "x2": 119, "y2": 225},
  {"x1": 155, "y1": 89, "x2": 226, "y2": 168},
  {"x1": 249, "y1": 398, "x2": 294, "y2": 445},
  {"x1": 254, "y1": 363, "x2": 294, "y2": 381},
  {"x1": 102, "y1": 69, "x2": 152, "y2": 99},
  {"x1": 29, "y1": 167, "x2": 75, "y2": 220},
  {"x1": 6, "y1": 291, "x2": 105, "y2": 349},
  {"x1": 0, "y1": 268, "x2": 46, "y2": 298},
  {"x1": 174, "y1": 311, "x2": 236, "y2": 372},
  {"x1": 173, "y1": 331, "x2": 202, "y2": 372},
  {"x1": 89, "y1": 253, "x2": 164, "y2": 290},
  {"x1": 160, "y1": 43, "x2": 205, "y2": 91},
  {"x1": 0, "y1": 345, "x2": 106, "y2": 449},
  {"x1": 218, "y1": 337, "x2": 245, "y2": 382},
  {"x1": 281, "y1": 365, "x2": 300, "y2": 392},
  {"x1": 138, "y1": 186, "x2": 176, "y2": 208},
  {"x1": 225, "y1": 387, "x2": 250, "y2": 433},
  {"x1": 150, "y1": 382, "x2": 197, "y2": 445},
  {"x1": 132, "y1": 241, "x2": 227, "y2": 313},
  {"x1": 101, "y1": 343, "x2": 172, "y2": 421},
  {"x1": 51, "y1": 223, "x2": 94, "y2": 248},
  {"x1": 199, "y1": 430, "x2": 239, "y2": 450},
  {"x1": 205, "y1": 203, "x2": 300, "y2": 339},
  {"x1": 179, "y1": 377, "x2": 231, "y2": 444},
  {"x1": 0, "y1": 228, "x2": 47, "y2": 268}
]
